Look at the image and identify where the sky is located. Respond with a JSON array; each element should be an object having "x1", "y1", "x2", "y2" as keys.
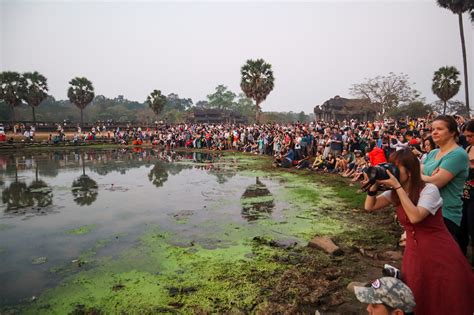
[{"x1": 1, "y1": 0, "x2": 473, "y2": 114}]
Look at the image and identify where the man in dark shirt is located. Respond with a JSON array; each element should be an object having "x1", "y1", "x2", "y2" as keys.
[{"x1": 330, "y1": 127, "x2": 343, "y2": 157}]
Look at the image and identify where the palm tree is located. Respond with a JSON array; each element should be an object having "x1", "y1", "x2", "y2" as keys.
[
  {"x1": 22, "y1": 71, "x2": 48, "y2": 124},
  {"x1": 437, "y1": 0, "x2": 472, "y2": 113},
  {"x1": 146, "y1": 90, "x2": 167, "y2": 117},
  {"x1": 0, "y1": 71, "x2": 26, "y2": 123},
  {"x1": 67, "y1": 77, "x2": 95, "y2": 127},
  {"x1": 432, "y1": 66, "x2": 461, "y2": 114},
  {"x1": 240, "y1": 59, "x2": 275, "y2": 123}
]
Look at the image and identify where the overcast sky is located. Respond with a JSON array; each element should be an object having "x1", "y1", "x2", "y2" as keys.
[{"x1": 1, "y1": 0, "x2": 473, "y2": 113}]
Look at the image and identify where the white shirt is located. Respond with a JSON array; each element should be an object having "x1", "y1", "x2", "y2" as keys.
[{"x1": 381, "y1": 183, "x2": 442, "y2": 215}]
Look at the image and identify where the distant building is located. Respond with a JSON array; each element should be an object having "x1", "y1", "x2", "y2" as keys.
[
  {"x1": 313, "y1": 96, "x2": 377, "y2": 122},
  {"x1": 187, "y1": 108, "x2": 248, "y2": 124}
]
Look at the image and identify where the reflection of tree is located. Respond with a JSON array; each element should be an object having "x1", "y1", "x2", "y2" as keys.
[
  {"x1": 71, "y1": 155, "x2": 98, "y2": 206},
  {"x1": 29, "y1": 167, "x2": 53, "y2": 207},
  {"x1": 148, "y1": 162, "x2": 169, "y2": 188},
  {"x1": 241, "y1": 177, "x2": 274, "y2": 221},
  {"x1": 29, "y1": 180, "x2": 53, "y2": 207},
  {"x1": 72, "y1": 175, "x2": 98, "y2": 206},
  {"x1": 2, "y1": 181, "x2": 33, "y2": 211},
  {"x1": 1, "y1": 165, "x2": 53, "y2": 214},
  {"x1": 208, "y1": 167, "x2": 236, "y2": 184}
]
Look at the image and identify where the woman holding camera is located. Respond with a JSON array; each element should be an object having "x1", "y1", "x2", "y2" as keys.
[
  {"x1": 365, "y1": 149, "x2": 474, "y2": 314},
  {"x1": 421, "y1": 115, "x2": 468, "y2": 246}
]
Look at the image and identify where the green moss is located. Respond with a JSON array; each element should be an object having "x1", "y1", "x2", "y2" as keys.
[
  {"x1": 66, "y1": 224, "x2": 96, "y2": 235},
  {"x1": 24, "y1": 227, "x2": 284, "y2": 314}
]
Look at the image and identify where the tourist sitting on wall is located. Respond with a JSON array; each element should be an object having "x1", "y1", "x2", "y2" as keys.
[
  {"x1": 350, "y1": 154, "x2": 369, "y2": 182},
  {"x1": 322, "y1": 152, "x2": 336, "y2": 172},
  {"x1": 295, "y1": 153, "x2": 311, "y2": 169},
  {"x1": 274, "y1": 146, "x2": 294, "y2": 168},
  {"x1": 311, "y1": 151, "x2": 324, "y2": 170},
  {"x1": 335, "y1": 148, "x2": 352, "y2": 173}
]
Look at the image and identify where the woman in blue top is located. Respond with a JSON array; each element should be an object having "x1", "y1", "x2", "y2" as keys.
[{"x1": 422, "y1": 115, "x2": 468, "y2": 247}]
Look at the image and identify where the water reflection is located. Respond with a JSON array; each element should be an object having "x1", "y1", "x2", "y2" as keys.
[
  {"x1": 71, "y1": 154, "x2": 98, "y2": 206},
  {"x1": 241, "y1": 177, "x2": 275, "y2": 221},
  {"x1": 2, "y1": 166, "x2": 53, "y2": 215},
  {"x1": 0, "y1": 149, "x2": 238, "y2": 215},
  {"x1": 29, "y1": 167, "x2": 53, "y2": 208},
  {"x1": 148, "y1": 163, "x2": 169, "y2": 188}
]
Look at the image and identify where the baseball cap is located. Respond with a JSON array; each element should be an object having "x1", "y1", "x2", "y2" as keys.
[{"x1": 354, "y1": 277, "x2": 415, "y2": 313}]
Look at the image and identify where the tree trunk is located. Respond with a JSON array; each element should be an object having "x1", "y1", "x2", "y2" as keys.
[
  {"x1": 458, "y1": 12, "x2": 470, "y2": 114},
  {"x1": 443, "y1": 100, "x2": 447, "y2": 115},
  {"x1": 255, "y1": 101, "x2": 261, "y2": 124},
  {"x1": 32, "y1": 106, "x2": 36, "y2": 125},
  {"x1": 11, "y1": 105, "x2": 16, "y2": 124},
  {"x1": 80, "y1": 108, "x2": 84, "y2": 128}
]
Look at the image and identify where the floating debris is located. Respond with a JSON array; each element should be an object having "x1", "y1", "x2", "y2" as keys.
[{"x1": 31, "y1": 257, "x2": 47, "y2": 265}]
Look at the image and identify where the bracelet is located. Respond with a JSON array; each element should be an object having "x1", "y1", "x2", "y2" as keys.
[
  {"x1": 393, "y1": 186, "x2": 402, "y2": 190},
  {"x1": 367, "y1": 190, "x2": 377, "y2": 196}
]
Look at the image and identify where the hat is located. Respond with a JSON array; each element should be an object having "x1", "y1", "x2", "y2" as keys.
[
  {"x1": 408, "y1": 139, "x2": 419, "y2": 145},
  {"x1": 354, "y1": 277, "x2": 415, "y2": 313}
]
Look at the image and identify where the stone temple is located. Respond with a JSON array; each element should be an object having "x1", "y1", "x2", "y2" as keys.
[{"x1": 314, "y1": 95, "x2": 377, "y2": 122}]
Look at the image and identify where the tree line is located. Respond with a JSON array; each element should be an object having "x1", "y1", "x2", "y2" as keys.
[{"x1": 0, "y1": 58, "x2": 276, "y2": 125}]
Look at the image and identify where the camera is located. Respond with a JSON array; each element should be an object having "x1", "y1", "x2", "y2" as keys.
[
  {"x1": 361, "y1": 163, "x2": 400, "y2": 192},
  {"x1": 366, "y1": 163, "x2": 400, "y2": 182},
  {"x1": 382, "y1": 264, "x2": 402, "y2": 279}
]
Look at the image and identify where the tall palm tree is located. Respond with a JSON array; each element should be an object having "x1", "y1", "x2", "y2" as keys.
[
  {"x1": 437, "y1": 0, "x2": 472, "y2": 113},
  {"x1": 0, "y1": 71, "x2": 26, "y2": 123},
  {"x1": 68, "y1": 77, "x2": 95, "y2": 127},
  {"x1": 432, "y1": 66, "x2": 461, "y2": 114},
  {"x1": 240, "y1": 59, "x2": 275, "y2": 123},
  {"x1": 22, "y1": 71, "x2": 48, "y2": 124},
  {"x1": 146, "y1": 89, "x2": 167, "y2": 117}
]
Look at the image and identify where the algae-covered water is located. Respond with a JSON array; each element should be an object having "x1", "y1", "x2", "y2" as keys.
[{"x1": 0, "y1": 148, "x2": 351, "y2": 314}]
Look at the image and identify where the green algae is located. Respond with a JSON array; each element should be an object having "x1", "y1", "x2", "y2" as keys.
[
  {"x1": 66, "y1": 224, "x2": 96, "y2": 235},
  {"x1": 24, "y1": 227, "x2": 284, "y2": 314}
]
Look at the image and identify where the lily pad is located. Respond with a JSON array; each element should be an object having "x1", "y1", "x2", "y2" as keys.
[
  {"x1": 31, "y1": 256, "x2": 48, "y2": 265},
  {"x1": 66, "y1": 224, "x2": 96, "y2": 235}
]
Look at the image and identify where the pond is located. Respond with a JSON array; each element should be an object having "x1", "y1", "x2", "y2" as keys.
[{"x1": 0, "y1": 148, "x2": 348, "y2": 314}]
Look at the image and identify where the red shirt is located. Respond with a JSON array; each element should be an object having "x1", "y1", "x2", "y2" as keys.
[{"x1": 368, "y1": 147, "x2": 387, "y2": 166}]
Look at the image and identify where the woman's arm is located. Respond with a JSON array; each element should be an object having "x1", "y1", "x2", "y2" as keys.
[
  {"x1": 379, "y1": 171, "x2": 430, "y2": 224},
  {"x1": 364, "y1": 184, "x2": 392, "y2": 211},
  {"x1": 393, "y1": 187, "x2": 430, "y2": 224},
  {"x1": 421, "y1": 168, "x2": 454, "y2": 188}
]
